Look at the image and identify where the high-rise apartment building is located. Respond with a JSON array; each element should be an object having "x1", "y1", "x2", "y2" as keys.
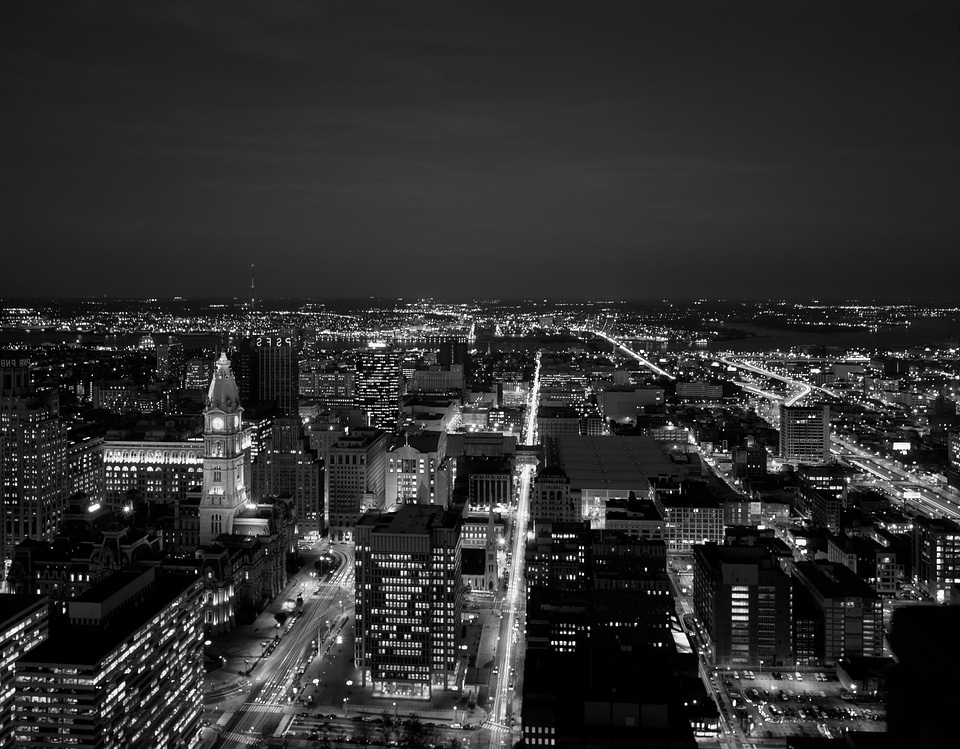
[
  {"x1": 13, "y1": 568, "x2": 203, "y2": 748},
  {"x1": 0, "y1": 355, "x2": 68, "y2": 564},
  {"x1": 913, "y1": 515, "x2": 960, "y2": 603},
  {"x1": 0, "y1": 595, "x2": 48, "y2": 749},
  {"x1": 354, "y1": 505, "x2": 462, "y2": 699},
  {"x1": 693, "y1": 544, "x2": 793, "y2": 667},
  {"x1": 253, "y1": 416, "x2": 323, "y2": 536},
  {"x1": 779, "y1": 404, "x2": 830, "y2": 464},
  {"x1": 355, "y1": 347, "x2": 402, "y2": 431},
  {"x1": 325, "y1": 428, "x2": 387, "y2": 542}
]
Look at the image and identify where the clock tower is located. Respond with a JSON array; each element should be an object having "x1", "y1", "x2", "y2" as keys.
[{"x1": 199, "y1": 353, "x2": 251, "y2": 545}]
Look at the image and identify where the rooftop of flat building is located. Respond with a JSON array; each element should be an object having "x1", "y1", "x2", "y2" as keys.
[
  {"x1": 557, "y1": 434, "x2": 679, "y2": 490},
  {"x1": 18, "y1": 572, "x2": 199, "y2": 668},
  {"x1": 605, "y1": 497, "x2": 662, "y2": 521},
  {"x1": 0, "y1": 594, "x2": 46, "y2": 629},
  {"x1": 357, "y1": 504, "x2": 459, "y2": 535},
  {"x1": 794, "y1": 561, "x2": 879, "y2": 600}
]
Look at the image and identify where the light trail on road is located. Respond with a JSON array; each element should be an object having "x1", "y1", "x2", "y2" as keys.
[
  {"x1": 583, "y1": 330, "x2": 676, "y2": 380},
  {"x1": 211, "y1": 547, "x2": 356, "y2": 747},
  {"x1": 487, "y1": 351, "x2": 541, "y2": 748},
  {"x1": 723, "y1": 357, "x2": 960, "y2": 522}
]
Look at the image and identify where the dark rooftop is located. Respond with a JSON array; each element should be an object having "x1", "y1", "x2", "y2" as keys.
[
  {"x1": 0, "y1": 594, "x2": 46, "y2": 627},
  {"x1": 18, "y1": 572, "x2": 199, "y2": 667}
]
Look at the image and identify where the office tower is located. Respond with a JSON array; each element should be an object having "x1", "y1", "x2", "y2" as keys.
[
  {"x1": 354, "y1": 505, "x2": 462, "y2": 698},
  {"x1": 0, "y1": 355, "x2": 68, "y2": 564},
  {"x1": 299, "y1": 365, "x2": 354, "y2": 408},
  {"x1": 355, "y1": 347, "x2": 402, "y2": 430},
  {"x1": 183, "y1": 358, "x2": 215, "y2": 390},
  {"x1": 779, "y1": 403, "x2": 830, "y2": 464},
  {"x1": 438, "y1": 340, "x2": 469, "y2": 380},
  {"x1": 199, "y1": 354, "x2": 252, "y2": 545},
  {"x1": 0, "y1": 595, "x2": 48, "y2": 749},
  {"x1": 912, "y1": 515, "x2": 960, "y2": 602},
  {"x1": 324, "y1": 428, "x2": 387, "y2": 542},
  {"x1": 13, "y1": 568, "x2": 203, "y2": 748},
  {"x1": 791, "y1": 561, "x2": 883, "y2": 665},
  {"x1": 67, "y1": 434, "x2": 105, "y2": 500},
  {"x1": 654, "y1": 487, "x2": 726, "y2": 553},
  {"x1": 233, "y1": 337, "x2": 259, "y2": 407},
  {"x1": 693, "y1": 544, "x2": 792, "y2": 668},
  {"x1": 253, "y1": 415, "x2": 323, "y2": 536},
  {"x1": 235, "y1": 333, "x2": 300, "y2": 416},
  {"x1": 385, "y1": 431, "x2": 445, "y2": 508},
  {"x1": 530, "y1": 467, "x2": 580, "y2": 524},
  {"x1": 256, "y1": 332, "x2": 299, "y2": 416},
  {"x1": 155, "y1": 340, "x2": 185, "y2": 383}
]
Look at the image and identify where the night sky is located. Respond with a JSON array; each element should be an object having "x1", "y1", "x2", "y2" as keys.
[{"x1": 3, "y1": 0, "x2": 959, "y2": 301}]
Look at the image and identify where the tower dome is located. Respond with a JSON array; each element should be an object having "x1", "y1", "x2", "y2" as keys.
[{"x1": 207, "y1": 353, "x2": 241, "y2": 413}]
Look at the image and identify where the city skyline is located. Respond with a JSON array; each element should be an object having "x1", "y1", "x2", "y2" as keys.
[
  {"x1": 4, "y1": 0, "x2": 959, "y2": 301},
  {"x1": 2, "y1": 294, "x2": 960, "y2": 745}
]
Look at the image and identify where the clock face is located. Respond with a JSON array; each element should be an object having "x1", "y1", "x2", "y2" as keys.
[{"x1": 211, "y1": 417, "x2": 225, "y2": 431}]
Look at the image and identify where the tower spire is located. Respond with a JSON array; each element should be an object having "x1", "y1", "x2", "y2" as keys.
[{"x1": 250, "y1": 263, "x2": 256, "y2": 312}]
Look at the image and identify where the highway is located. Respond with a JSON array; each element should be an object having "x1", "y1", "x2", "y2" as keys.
[
  {"x1": 583, "y1": 330, "x2": 676, "y2": 380},
  {"x1": 832, "y1": 437, "x2": 960, "y2": 520},
  {"x1": 720, "y1": 357, "x2": 838, "y2": 401},
  {"x1": 722, "y1": 356, "x2": 960, "y2": 522},
  {"x1": 211, "y1": 545, "x2": 356, "y2": 747},
  {"x1": 485, "y1": 351, "x2": 541, "y2": 749}
]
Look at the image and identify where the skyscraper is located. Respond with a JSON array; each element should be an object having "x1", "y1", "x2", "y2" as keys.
[
  {"x1": 354, "y1": 505, "x2": 462, "y2": 698},
  {"x1": 235, "y1": 333, "x2": 300, "y2": 416},
  {"x1": 324, "y1": 428, "x2": 387, "y2": 542},
  {"x1": 253, "y1": 415, "x2": 323, "y2": 536},
  {"x1": 355, "y1": 346, "x2": 402, "y2": 430},
  {"x1": 438, "y1": 339, "x2": 469, "y2": 380},
  {"x1": 0, "y1": 355, "x2": 67, "y2": 565},
  {"x1": 779, "y1": 403, "x2": 830, "y2": 464}
]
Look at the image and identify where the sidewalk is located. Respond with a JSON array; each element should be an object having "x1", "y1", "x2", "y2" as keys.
[{"x1": 206, "y1": 557, "x2": 323, "y2": 692}]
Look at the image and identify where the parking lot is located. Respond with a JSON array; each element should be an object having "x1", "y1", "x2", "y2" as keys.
[{"x1": 714, "y1": 668, "x2": 886, "y2": 741}]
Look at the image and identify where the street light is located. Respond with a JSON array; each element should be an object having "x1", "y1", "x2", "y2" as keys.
[{"x1": 343, "y1": 697, "x2": 349, "y2": 717}]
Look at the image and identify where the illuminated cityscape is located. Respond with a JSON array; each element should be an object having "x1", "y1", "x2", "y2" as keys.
[
  {"x1": 3, "y1": 2, "x2": 959, "y2": 748},
  {"x1": 0, "y1": 297, "x2": 958, "y2": 748}
]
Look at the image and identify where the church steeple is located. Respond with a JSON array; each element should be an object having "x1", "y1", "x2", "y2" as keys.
[{"x1": 199, "y1": 353, "x2": 251, "y2": 545}]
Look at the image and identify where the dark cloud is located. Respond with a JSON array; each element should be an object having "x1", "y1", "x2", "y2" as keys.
[{"x1": 2, "y1": 0, "x2": 958, "y2": 300}]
